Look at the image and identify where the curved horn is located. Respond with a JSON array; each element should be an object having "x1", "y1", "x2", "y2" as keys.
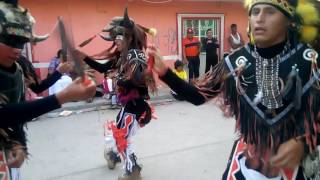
[
  {"x1": 102, "y1": 25, "x2": 114, "y2": 32},
  {"x1": 111, "y1": 16, "x2": 124, "y2": 22},
  {"x1": 23, "y1": 8, "x2": 28, "y2": 15},
  {"x1": 99, "y1": 33, "x2": 113, "y2": 41},
  {"x1": 31, "y1": 33, "x2": 50, "y2": 43},
  {"x1": 122, "y1": 7, "x2": 133, "y2": 29}
]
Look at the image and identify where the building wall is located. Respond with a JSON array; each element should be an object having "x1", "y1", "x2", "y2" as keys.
[{"x1": 21, "y1": 0, "x2": 248, "y2": 82}]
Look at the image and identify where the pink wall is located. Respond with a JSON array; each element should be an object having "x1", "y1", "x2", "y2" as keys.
[{"x1": 21, "y1": 0, "x2": 248, "y2": 82}]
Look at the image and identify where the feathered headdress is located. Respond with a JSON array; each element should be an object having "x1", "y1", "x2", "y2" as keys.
[
  {"x1": 100, "y1": 7, "x2": 156, "y2": 42},
  {"x1": 244, "y1": 0, "x2": 320, "y2": 44}
]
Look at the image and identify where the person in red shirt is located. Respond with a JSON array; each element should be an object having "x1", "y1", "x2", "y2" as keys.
[{"x1": 182, "y1": 28, "x2": 201, "y2": 82}]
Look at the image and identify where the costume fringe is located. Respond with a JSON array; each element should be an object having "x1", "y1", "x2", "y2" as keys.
[
  {"x1": 191, "y1": 53, "x2": 319, "y2": 152},
  {"x1": 193, "y1": 61, "x2": 226, "y2": 100},
  {"x1": 0, "y1": 128, "x2": 27, "y2": 158},
  {"x1": 0, "y1": 94, "x2": 27, "y2": 154},
  {"x1": 123, "y1": 59, "x2": 157, "y2": 94},
  {"x1": 0, "y1": 94, "x2": 8, "y2": 105},
  {"x1": 221, "y1": 60, "x2": 319, "y2": 152}
]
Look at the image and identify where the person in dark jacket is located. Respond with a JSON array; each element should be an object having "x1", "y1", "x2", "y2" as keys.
[{"x1": 202, "y1": 28, "x2": 219, "y2": 73}]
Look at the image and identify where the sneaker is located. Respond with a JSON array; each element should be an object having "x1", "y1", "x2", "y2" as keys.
[{"x1": 104, "y1": 150, "x2": 121, "y2": 169}]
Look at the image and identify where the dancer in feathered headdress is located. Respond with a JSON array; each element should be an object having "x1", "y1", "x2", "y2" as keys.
[
  {"x1": 147, "y1": 0, "x2": 320, "y2": 179},
  {"x1": 77, "y1": 7, "x2": 157, "y2": 180}
]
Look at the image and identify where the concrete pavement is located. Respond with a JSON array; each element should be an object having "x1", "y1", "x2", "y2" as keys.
[{"x1": 21, "y1": 97, "x2": 237, "y2": 180}]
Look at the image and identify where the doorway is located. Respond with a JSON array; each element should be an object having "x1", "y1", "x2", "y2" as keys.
[{"x1": 177, "y1": 14, "x2": 224, "y2": 77}]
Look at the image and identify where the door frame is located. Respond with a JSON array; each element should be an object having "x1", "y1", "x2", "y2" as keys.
[{"x1": 177, "y1": 13, "x2": 225, "y2": 60}]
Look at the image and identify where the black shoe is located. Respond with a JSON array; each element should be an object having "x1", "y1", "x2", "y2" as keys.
[
  {"x1": 118, "y1": 164, "x2": 142, "y2": 180},
  {"x1": 104, "y1": 150, "x2": 121, "y2": 169}
]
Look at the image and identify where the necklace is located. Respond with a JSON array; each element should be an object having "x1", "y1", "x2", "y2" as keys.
[{"x1": 254, "y1": 42, "x2": 289, "y2": 109}]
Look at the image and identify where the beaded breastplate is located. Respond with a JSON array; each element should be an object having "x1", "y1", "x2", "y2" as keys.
[{"x1": 225, "y1": 44, "x2": 319, "y2": 126}]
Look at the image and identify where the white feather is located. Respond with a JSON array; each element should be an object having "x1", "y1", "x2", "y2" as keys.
[{"x1": 253, "y1": 91, "x2": 263, "y2": 105}]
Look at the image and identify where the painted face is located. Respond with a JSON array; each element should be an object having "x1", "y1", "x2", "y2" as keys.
[
  {"x1": 0, "y1": 43, "x2": 22, "y2": 67},
  {"x1": 250, "y1": 4, "x2": 289, "y2": 48},
  {"x1": 206, "y1": 30, "x2": 213, "y2": 39},
  {"x1": 115, "y1": 35, "x2": 124, "y2": 51}
]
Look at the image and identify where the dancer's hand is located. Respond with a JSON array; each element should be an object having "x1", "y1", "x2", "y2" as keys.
[
  {"x1": 7, "y1": 147, "x2": 26, "y2": 168},
  {"x1": 57, "y1": 61, "x2": 72, "y2": 74},
  {"x1": 56, "y1": 77, "x2": 96, "y2": 104},
  {"x1": 270, "y1": 138, "x2": 304, "y2": 169},
  {"x1": 147, "y1": 45, "x2": 168, "y2": 76}
]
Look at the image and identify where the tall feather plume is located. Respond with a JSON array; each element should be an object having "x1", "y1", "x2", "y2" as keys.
[
  {"x1": 296, "y1": 1, "x2": 319, "y2": 25},
  {"x1": 244, "y1": 0, "x2": 253, "y2": 9},
  {"x1": 300, "y1": 26, "x2": 318, "y2": 43},
  {"x1": 296, "y1": 0, "x2": 320, "y2": 43}
]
